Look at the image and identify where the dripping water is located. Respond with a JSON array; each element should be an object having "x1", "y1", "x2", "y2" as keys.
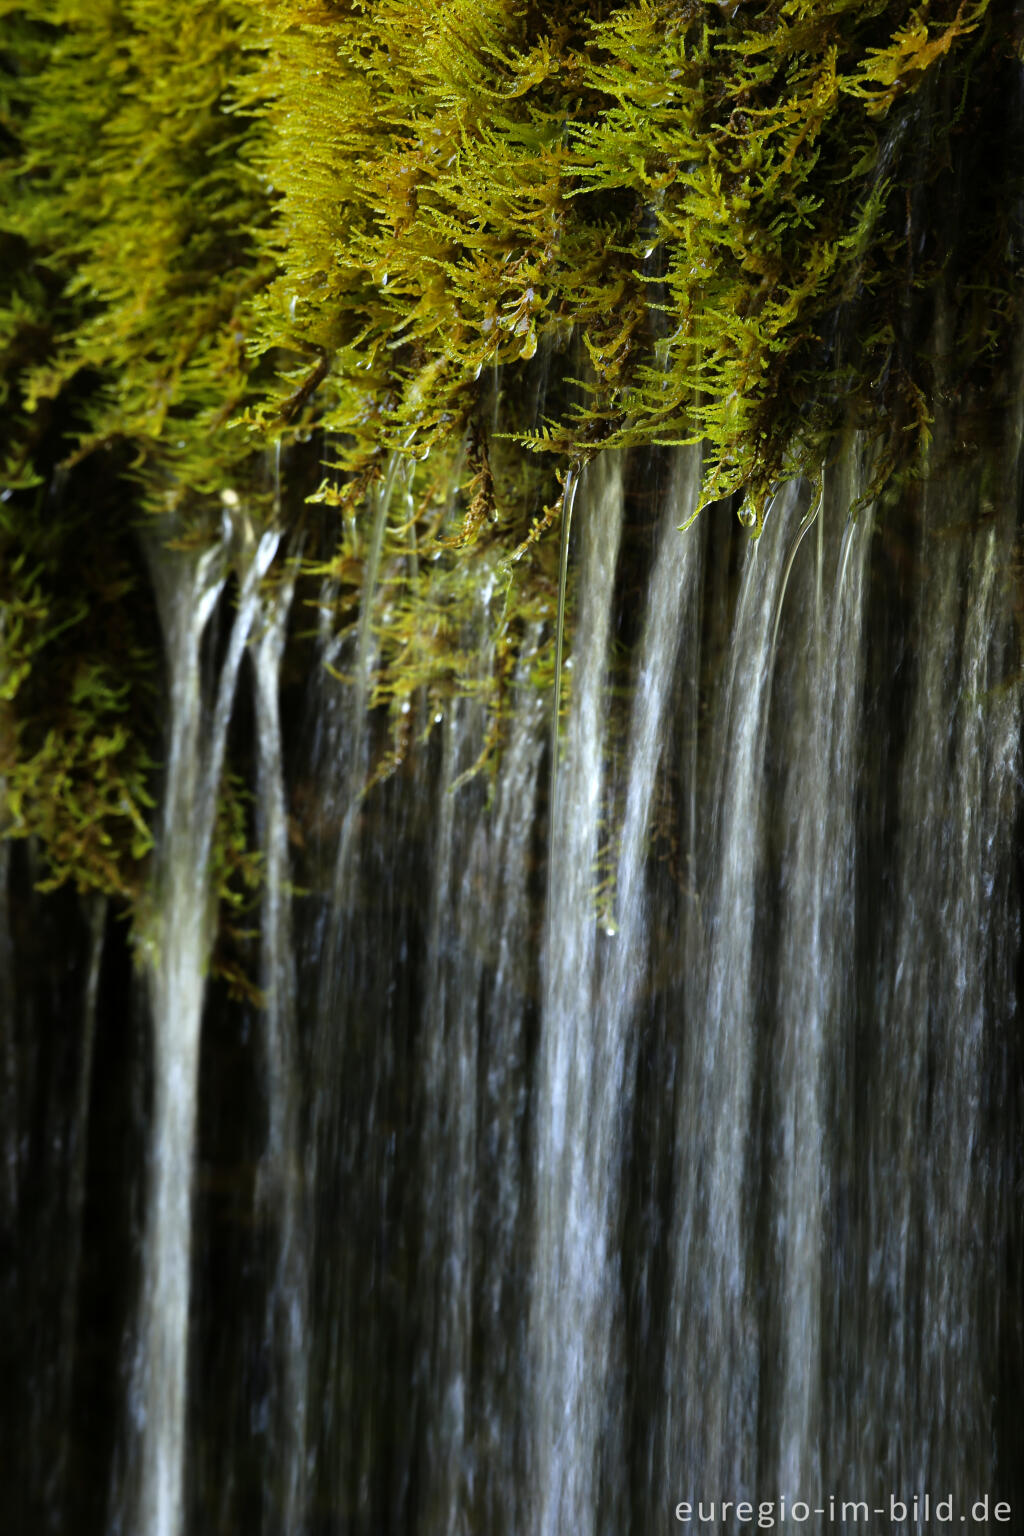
[
  {"x1": 127, "y1": 523, "x2": 278, "y2": 1536},
  {"x1": 770, "y1": 458, "x2": 874, "y2": 1498},
  {"x1": 664, "y1": 483, "x2": 803, "y2": 1507},
  {"x1": 8, "y1": 425, "x2": 1024, "y2": 1536},
  {"x1": 317, "y1": 454, "x2": 402, "y2": 1009},
  {"x1": 252, "y1": 556, "x2": 308, "y2": 1535},
  {"x1": 547, "y1": 464, "x2": 579, "y2": 880},
  {"x1": 531, "y1": 452, "x2": 625, "y2": 1536}
]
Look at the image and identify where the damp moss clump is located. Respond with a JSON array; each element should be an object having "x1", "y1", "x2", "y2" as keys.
[
  {"x1": 2, "y1": 0, "x2": 1021, "y2": 909},
  {"x1": 255, "y1": 0, "x2": 1020, "y2": 523},
  {"x1": 1, "y1": 0, "x2": 274, "y2": 905}
]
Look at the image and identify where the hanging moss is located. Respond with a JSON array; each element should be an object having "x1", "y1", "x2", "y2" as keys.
[
  {"x1": 0, "y1": 0, "x2": 274, "y2": 909},
  {"x1": 254, "y1": 0, "x2": 1020, "y2": 520},
  {"x1": 1, "y1": 0, "x2": 1021, "y2": 918},
  {"x1": 247, "y1": 0, "x2": 1021, "y2": 805}
]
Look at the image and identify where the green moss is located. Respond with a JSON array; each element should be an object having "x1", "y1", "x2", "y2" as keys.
[
  {"x1": 0, "y1": 0, "x2": 274, "y2": 916},
  {"x1": 1, "y1": 0, "x2": 1020, "y2": 924},
  {"x1": 255, "y1": 0, "x2": 1016, "y2": 518}
]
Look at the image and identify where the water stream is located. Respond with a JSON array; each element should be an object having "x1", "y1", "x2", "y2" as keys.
[
  {"x1": 253, "y1": 559, "x2": 308, "y2": 1534},
  {"x1": 127, "y1": 525, "x2": 279, "y2": 1536},
  {"x1": 4, "y1": 423, "x2": 1024, "y2": 1534}
]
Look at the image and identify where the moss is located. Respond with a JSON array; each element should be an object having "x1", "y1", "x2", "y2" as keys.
[
  {"x1": 0, "y1": 0, "x2": 274, "y2": 917},
  {"x1": 256, "y1": 0, "x2": 1018, "y2": 517},
  {"x1": 0, "y1": 470, "x2": 159, "y2": 900},
  {"x1": 1, "y1": 0, "x2": 1021, "y2": 923}
]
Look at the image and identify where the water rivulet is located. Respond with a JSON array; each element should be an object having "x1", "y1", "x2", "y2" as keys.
[{"x1": 4, "y1": 413, "x2": 1024, "y2": 1535}]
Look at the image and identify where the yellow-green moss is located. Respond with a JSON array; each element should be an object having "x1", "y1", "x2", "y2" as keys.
[
  {"x1": 1, "y1": 0, "x2": 1020, "y2": 913},
  {"x1": 254, "y1": 0, "x2": 1016, "y2": 522},
  {"x1": 0, "y1": 0, "x2": 273, "y2": 906}
]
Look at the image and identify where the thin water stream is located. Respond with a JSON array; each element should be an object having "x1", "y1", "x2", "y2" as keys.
[
  {"x1": 253, "y1": 559, "x2": 308, "y2": 1534},
  {"x1": 531, "y1": 453, "x2": 625, "y2": 1536},
  {"x1": 130, "y1": 525, "x2": 278, "y2": 1536}
]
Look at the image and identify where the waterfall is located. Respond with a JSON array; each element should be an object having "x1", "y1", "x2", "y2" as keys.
[
  {"x1": 416, "y1": 570, "x2": 497, "y2": 1536},
  {"x1": 7, "y1": 436, "x2": 1024, "y2": 1535},
  {"x1": 467, "y1": 649, "x2": 546, "y2": 1533},
  {"x1": 416, "y1": 625, "x2": 548, "y2": 1536},
  {"x1": 603, "y1": 449, "x2": 703, "y2": 1043},
  {"x1": 55, "y1": 895, "x2": 107, "y2": 1509},
  {"x1": 128, "y1": 525, "x2": 278, "y2": 1536},
  {"x1": 770, "y1": 464, "x2": 873, "y2": 1499},
  {"x1": 530, "y1": 452, "x2": 625, "y2": 1536},
  {"x1": 253, "y1": 559, "x2": 308, "y2": 1534},
  {"x1": 663, "y1": 481, "x2": 802, "y2": 1507},
  {"x1": 7, "y1": 4, "x2": 1024, "y2": 1527},
  {"x1": 853, "y1": 489, "x2": 1021, "y2": 1502},
  {"x1": 322, "y1": 453, "x2": 402, "y2": 939}
]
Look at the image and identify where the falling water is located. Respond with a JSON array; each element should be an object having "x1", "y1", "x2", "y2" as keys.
[
  {"x1": 55, "y1": 896, "x2": 107, "y2": 1507},
  {"x1": 252, "y1": 558, "x2": 308, "y2": 1534},
  {"x1": 853, "y1": 487, "x2": 1021, "y2": 1507},
  {"x1": 530, "y1": 452, "x2": 624, "y2": 1536},
  {"x1": 130, "y1": 524, "x2": 278, "y2": 1536},
  {"x1": 463, "y1": 650, "x2": 546, "y2": 1534},
  {"x1": 604, "y1": 449, "x2": 703, "y2": 1035},
  {"x1": 8, "y1": 428, "x2": 1024, "y2": 1534},
  {"x1": 323, "y1": 453, "x2": 402, "y2": 932},
  {"x1": 770, "y1": 465, "x2": 874, "y2": 1501},
  {"x1": 418, "y1": 695, "x2": 487, "y2": 1536},
  {"x1": 664, "y1": 481, "x2": 803, "y2": 1507}
]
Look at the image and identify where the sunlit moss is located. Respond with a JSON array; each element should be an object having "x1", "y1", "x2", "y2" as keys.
[
  {"x1": 256, "y1": 0, "x2": 1016, "y2": 523},
  {"x1": 0, "y1": 0, "x2": 273, "y2": 911},
  {"x1": 1, "y1": 0, "x2": 1020, "y2": 919}
]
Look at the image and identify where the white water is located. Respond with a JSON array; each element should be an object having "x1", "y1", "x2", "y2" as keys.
[
  {"x1": 531, "y1": 452, "x2": 625, "y2": 1536},
  {"x1": 253, "y1": 559, "x2": 308, "y2": 1534},
  {"x1": 771, "y1": 463, "x2": 873, "y2": 1496},
  {"x1": 664, "y1": 482, "x2": 802, "y2": 1505},
  {"x1": 13, "y1": 434, "x2": 1024, "y2": 1535},
  {"x1": 131, "y1": 525, "x2": 278, "y2": 1536},
  {"x1": 854, "y1": 500, "x2": 1021, "y2": 1504}
]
